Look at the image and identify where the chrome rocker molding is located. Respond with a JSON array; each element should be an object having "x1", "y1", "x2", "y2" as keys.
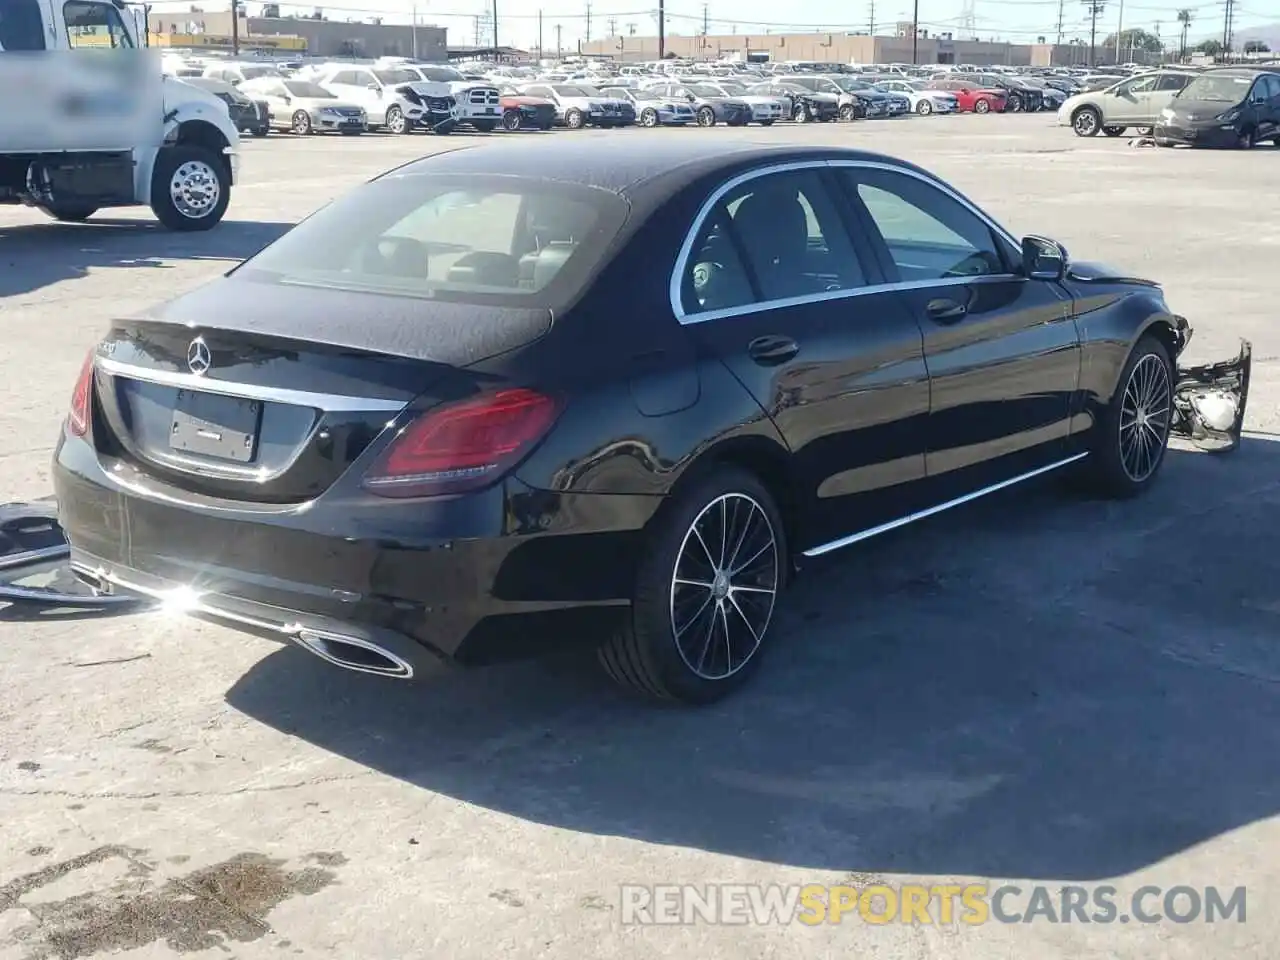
[
  {"x1": 95, "y1": 356, "x2": 408, "y2": 413},
  {"x1": 670, "y1": 158, "x2": 1026, "y2": 327},
  {"x1": 803, "y1": 453, "x2": 1089, "y2": 558},
  {"x1": 70, "y1": 562, "x2": 418, "y2": 679}
]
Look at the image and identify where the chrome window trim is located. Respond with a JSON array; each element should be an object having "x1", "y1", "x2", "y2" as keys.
[
  {"x1": 96, "y1": 356, "x2": 407, "y2": 413},
  {"x1": 669, "y1": 157, "x2": 1023, "y2": 327},
  {"x1": 803, "y1": 452, "x2": 1088, "y2": 558}
]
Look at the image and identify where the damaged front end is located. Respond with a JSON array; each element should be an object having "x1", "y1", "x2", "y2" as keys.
[{"x1": 1170, "y1": 332, "x2": 1252, "y2": 453}]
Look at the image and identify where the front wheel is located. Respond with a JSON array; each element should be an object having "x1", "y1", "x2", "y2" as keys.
[
  {"x1": 916, "y1": 98, "x2": 933, "y2": 115},
  {"x1": 974, "y1": 97, "x2": 991, "y2": 114},
  {"x1": 598, "y1": 467, "x2": 786, "y2": 704},
  {"x1": 696, "y1": 106, "x2": 716, "y2": 127},
  {"x1": 291, "y1": 110, "x2": 312, "y2": 135},
  {"x1": 640, "y1": 107, "x2": 659, "y2": 127},
  {"x1": 1072, "y1": 106, "x2": 1101, "y2": 137},
  {"x1": 1078, "y1": 335, "x2": 1174, "y2": 498},
  {"x1": 564, "y1": 107, "x2": 585, "y2": 130},
  {"x1": 1237, "y1": 126, "x2": 1256, "y2": 149},
  {"x1": 793, "y1": 103, "x2": 811, "y2": 123},
  {"x1": 149, "y1": 144, "x2": 230, "y2": 232},
  {"x1": 1007, "y1": 95, "x2": 1024, "y2": 113},
  {"x1": 385, "y1": 105, "x2": 410, "y2": 134},
  {"x1": 501, "y1": 108, "x2": 522, "y2": 131},
  {"x1": 838, "y1": 102, "x2": 857, "y2": 121},
  {"x1": 251, "y1": 126, "x2": 269, "y2": 138}
]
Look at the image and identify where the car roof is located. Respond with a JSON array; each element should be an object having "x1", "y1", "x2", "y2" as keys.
[
  {"x1": 1201, "y1": 67, "x2": 1278, "y2": 77},
  {"x1": 386, "y1": 139, "x2": 931, "y2": 207}
]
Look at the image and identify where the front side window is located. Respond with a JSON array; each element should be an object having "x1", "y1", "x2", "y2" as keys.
[
  {"x1": 681, "y1": 169, "x2": 869, "y2": 315},
  {"x1": 0, "y1": 0, "x2": 48, "y2": 50},
  {"x1": 236, "y1": 174, "x2": 629, "y2": 307},
  {"x1": 1156, "y1": 72, "x2": 1190, "y2": 92},
  {"x1": 846, "y1": 169, "x2": 1008, "y2": 283},
  {"x1": 63, "y1": 0, "x2": 133, "y2": 48}
]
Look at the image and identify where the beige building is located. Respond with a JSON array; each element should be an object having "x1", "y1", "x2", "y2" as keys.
[
  {"x1": 148, "y1": 11, "x2": 448, "y2": 59},
  {"x1": 583, "y1": 32, "x2": 1166, "y2": 68}
]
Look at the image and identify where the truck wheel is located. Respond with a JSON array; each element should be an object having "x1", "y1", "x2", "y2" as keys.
[
  {"x1": 37, "y1": 204, "x2": 98, "y2": 223},
  {"x1": 150, "y1": 144, "x2": 230, "y2": 232}
]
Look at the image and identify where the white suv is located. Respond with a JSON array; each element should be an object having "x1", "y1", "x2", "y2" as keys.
[{"x1": 313, "y1": 65, "x2": 430, "y2": 134}]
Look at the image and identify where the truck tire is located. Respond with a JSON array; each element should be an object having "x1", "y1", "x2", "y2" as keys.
[
  {"x1": 150, "y1": 144, "x2": 230, "y2": 232},
  {"x1": 37, "y1": 204, "x2": 98, "y2": 223}
]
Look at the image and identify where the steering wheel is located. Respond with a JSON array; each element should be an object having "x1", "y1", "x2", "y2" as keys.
[{"x1": 691, "y1": 260, "x2": 723, "y2": 304}]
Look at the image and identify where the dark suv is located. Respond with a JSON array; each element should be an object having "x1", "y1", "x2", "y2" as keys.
[{"x1": 1155, "y1": 67, "x2": 1280, "y2": 148}]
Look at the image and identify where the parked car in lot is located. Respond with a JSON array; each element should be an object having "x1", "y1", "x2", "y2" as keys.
[
  {"x1": 1155, "y1": 67, "x2": 1280, "y2": 148},
  {"x1": 600, "y1": 85, "x2": 696, "y2": 126},
  {"x1": 53, "y1": 139, "x2": 1251, "y2": 704},
  {"x1": 311, "y1": 65, "x2": 439, "y2": 134},
  {"x1": 680, "y1": 79, "x2": 787, "y2": 124},
  {"x1": 499, "y1": 93, "x2": 557, "y2": 130},
  {"x1": 389, "y1": 63, "x2": 504, "y2": 131},
  {"x1": 966, "y1": 73, "x2": 1043, "y2": 112},
  {"x1": 1060, "y1": 69, "x2": 1196, "y2": 136},
  {"x1": 182, "y1": 76, "x2": 271, "y2": 137},
  {"x1": 238, "y1": 78, "x2": 367, "y2": 135},
  {"x1": 746, "y1": 80, "x2": 841, "y2": 121},
  {"x1": 927, "y1": 78, "x2": 1007, "y2": 113},
  {"x1": 645, "y1": 82, "x2": 754, "y2": 126},
  {"x1": 873, "y1": 78, "x2": 957, "y2": 115},
  {"x1": 512, "y1": 83, "x2": 636, "y2": 128}
]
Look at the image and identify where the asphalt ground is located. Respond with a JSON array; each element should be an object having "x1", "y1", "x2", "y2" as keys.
[{"x1": 1, "y1": 114, "x2": 1278, "y2": 960}]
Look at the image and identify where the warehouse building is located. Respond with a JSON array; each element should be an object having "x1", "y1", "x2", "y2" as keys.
[{"x1": 148, "y1": 11, "x2": 448, "y2": 60}]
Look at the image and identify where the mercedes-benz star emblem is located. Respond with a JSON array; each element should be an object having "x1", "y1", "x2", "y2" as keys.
[{"x1": 187, "y1": 338, "x2": 211, "y2": 376}]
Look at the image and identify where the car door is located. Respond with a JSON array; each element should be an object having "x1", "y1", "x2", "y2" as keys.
[
  {"x1": 347, "y1": 68, "x2": 388, "y2": 123},
  {"x1": 833, "y1": 163, "x2": 1080, "y2": 497},
  {"x1": 1150, "y1": 71, "x2": 1190, "y2": 116},
  {"x1": 1107, "y1": 74, "x2": 1156, "y2": 124},
  {"x1": 259, "y1": 82, "x2": 290, "y2": 127},
  {"x1": 675, "y1": 164, "x2": 931, "y2": 550},
  {"x1": 1252, "y1": 74, "x2": 1280, "y2": 139}
]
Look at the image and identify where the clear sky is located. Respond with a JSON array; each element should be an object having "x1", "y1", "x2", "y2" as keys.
[{"x1": 151, "y1": 0, "x2": 1274, "y2": 52}]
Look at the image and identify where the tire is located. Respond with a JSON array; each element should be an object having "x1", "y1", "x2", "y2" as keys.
[
  {"x1": 385, "y1": 105, "x2": 409, "y2": 134},
  {"x1": 539, "y1": 121, "x2": 554, "y2": 131},
  {"x1": 1136, "y1": 126, "x2": 1153, "y2": 136},
  {"x1": 1072, "y1": 106, "x2": 1101, "y2": 137},
  {"x1": 1237, "y1": 126, "x2": 1256, "y2": 149},
  {"x1": 291, "y1": 110, "x2": 312, "y2": 135},
  {"x1": 696, "y1": 106, "x2": 716, "y2": 127},
  {"x1": 564, "y1": 108, "x2": 585, "y2": 130},
  {"x1": 793, "y1": 102, "x2": 811, "y2": 123},
  {"x1": 149, "y1": 144, "x2": 230, "y2": 232},
  {"x1": 501, "y1": 108, "x2": 522, "y2": 131},
  {"x1": 37, "y1": 203, "x2": 98, "y2": 223},
  {"x1": 598, "y1": 466, "x2": 787, "y2": 704},
  {"x1": 640, "y1": 107, "x2": 659, "y2": 127},
  {"x1": 1102, "y1": 125, "x2": 1125, "y2": 137},
  {"x1": 916, "y1": 98, "x2": 933, "y2": 115},
  {"x1": 838, "y1": 102, "x2": 857, "y2": 121},
  {"x1": 759, "y1": 119, "x2": 775, "y2": 126},
  {"x1": 472, "y1": 119, "x2": 498, "y2": 133},
  {"x1": 251, "y1": 126, "x2": 269, "y2": 138},
  {"x1": 974, "y1": 97, "x2": 991, "y2": 114},
  {"x1": 1078, "y1": 334, "x2": 1175, "y2": 499},
  {"x1": 1007, "y1": 95, "x2": 1023, "y2": 113}
]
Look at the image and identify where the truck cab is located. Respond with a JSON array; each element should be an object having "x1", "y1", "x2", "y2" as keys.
[{"x1": 0, "y1": 0, "x2": 239, "y2": 230}]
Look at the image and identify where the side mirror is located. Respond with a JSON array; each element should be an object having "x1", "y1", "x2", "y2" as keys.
[
  {"x1": 281, "y1": 95, "x2": 291, "y2": 104},
  {"x1": 1022, "y1": 235, "x2": 1068, "y2": 281},
  {"x1": 368, "y1": 82, "x2": 381, "y2": 93}
]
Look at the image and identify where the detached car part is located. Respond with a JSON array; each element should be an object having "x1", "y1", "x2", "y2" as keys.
[{"x1": 1171, "y1": 337, "x2": 1251, "y2": 453}]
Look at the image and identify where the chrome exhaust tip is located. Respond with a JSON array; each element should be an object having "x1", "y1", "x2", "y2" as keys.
[{"x1": 293, "y1": 629, "x2": 414, "y2": 680}]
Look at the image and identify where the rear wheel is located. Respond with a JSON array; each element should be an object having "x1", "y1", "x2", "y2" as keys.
[
  {"x1": 759, "y1": 119, "x2": 775, "y2": 126},
  {"x1": 974, "y1": 97, "x2": 991, "y2": 114},
  {"x1": 291, "y1": 110, "x2": 312, "y2": 135},
  {"x1": 640, "y1": 107, "x2": 659, "y2": 127},
  {"x1": 1102, "y1": 125, "x2": 1125, "y2": 137},
  {"x1": 599, "y1": 467, "x2": 786, "y2": 704},
  {"x1": 472, "y1": 119, "x2": 498, "y2": 133},
  {"x1": 1079, "y1": 335, "x2": 1174, "y2": 498},
  {"x1": 916, "y1": 98, "x2": 933, "y2": 115},
  {"x1": 501, "y1": 108, "x2": 522, "y2": 131},
  {"x1": 37, "y1": 203, "x2": 98, "y2": 223},
  {"x1": 838, "y1": 102, "x2": 857, "y2": 121},
  {"x1": 565, "y1": 107, "x2": 586, "y2": 129},
  {"x1": 697, "y1": 106, "x2": 716, "y2": 127},
  {"x1": 793, "y1": 102, "x2": 811, "y2": 123},
  {"x1": 1007, "y1": 94, "x2": 1024, "y2": 113}
]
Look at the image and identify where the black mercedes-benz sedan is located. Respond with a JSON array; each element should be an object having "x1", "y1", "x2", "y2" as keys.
[{"x1": 53, "y1": 139, "x2": 1251, "y2": 703}]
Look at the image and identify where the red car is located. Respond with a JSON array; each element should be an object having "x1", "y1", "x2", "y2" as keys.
[
  {"x1": 928, "y1": 79, "x2": 1007, "y2": 114},
  {"x1": 499, "y1": 94, "x2": 556, "y2": 131}
]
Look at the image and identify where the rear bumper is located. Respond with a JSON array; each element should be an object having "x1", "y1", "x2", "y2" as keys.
[{"x1": 53, "y1": 435, "x2": 660, "y2": 668}]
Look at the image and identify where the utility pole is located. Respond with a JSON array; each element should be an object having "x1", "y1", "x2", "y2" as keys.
[
  {"x1": 911, "y1": 0, "x2": 918, "y2": 62},
  {"x1": 492, "y1": 0, "x2": 498, "y2": 55},
  {"x1": 584, "y1": 1, "x2": 591, "y2": 43},
  {"x1": 658, "y1": 0, "x2": 665, "y2": 57},
  {"x1": 412, "y1": 2, "x2": 418, "y2": 57},
  {"x1": 555, "y1": 21, "x2": 562, "y2": 57},
  {"x1": 230, "y1": 0, "x2": 239, "y2": 55},
  {"x1": 1082, "y1": 0, "x2": 1105, "y2": 67},
  {"x1": 1222, "y1": 0, "x2": 1234, "y2": 59},
  {"x1": 607, "y1": 16, "x2": 616, "y2": 35},
  {"x1": 1055, "y1": 0, "x2": 1065, "y2": 46},
  {"x1": 702, "y1": 2, "x2": 708, "y2": 35},
  {"x1": 538, "y1": 9, "x2": 543, "y2": 55},
  {"x1": 868, "y1": 0, "x2": 875, "y2": 35},
  {"x1": 1115, "y1": 0, "x2": 1124, "y2": 64}
]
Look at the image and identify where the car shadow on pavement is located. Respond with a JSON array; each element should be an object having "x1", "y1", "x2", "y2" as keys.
[
  {"x1": 226, "y1": 436, "x2": 1280, "y2": 881},
  {"x1": 0, "y1": 219, "x2": 293, "y2": 297}
]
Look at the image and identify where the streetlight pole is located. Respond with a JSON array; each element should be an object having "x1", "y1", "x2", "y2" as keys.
[{"x1": 911, "y1": 0, "x2": 919, "y2": 64}]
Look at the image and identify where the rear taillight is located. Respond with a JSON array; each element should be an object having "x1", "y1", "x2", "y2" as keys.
[
  {"x1": 67, "y1": 351, "x2": 95, "y2": 437},
  {"x1": 363, "y1": 388, "x2": 561, "y2": 498}
]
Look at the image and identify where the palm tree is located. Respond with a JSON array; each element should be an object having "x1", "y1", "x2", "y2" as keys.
[{"x1": 1176, "y1": 8, "x2": 1192, "y2": 62}]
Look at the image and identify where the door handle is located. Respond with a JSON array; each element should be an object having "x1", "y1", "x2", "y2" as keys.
[
  {"x1": 926, "y1": 297, "x2": 968, "y2": 323},
  {"x1": 747, "y1": 335, "x2": 799, "y2": 365}
]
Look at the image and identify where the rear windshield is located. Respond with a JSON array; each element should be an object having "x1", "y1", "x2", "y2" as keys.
[{"x1": 233, "y1": 174, "x2": 630, "y2": 307}]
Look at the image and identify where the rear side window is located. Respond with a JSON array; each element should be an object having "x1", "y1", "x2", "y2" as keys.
[
  {"x1": 0, "y1": 0, "x2": 47, "y2": 50},
  {"x1": 1156, "y1": 73, "x2": 1189, "y2": 92},
  {"x1": 236, "y1": 173, "x2": 630, "y2": 307}
]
